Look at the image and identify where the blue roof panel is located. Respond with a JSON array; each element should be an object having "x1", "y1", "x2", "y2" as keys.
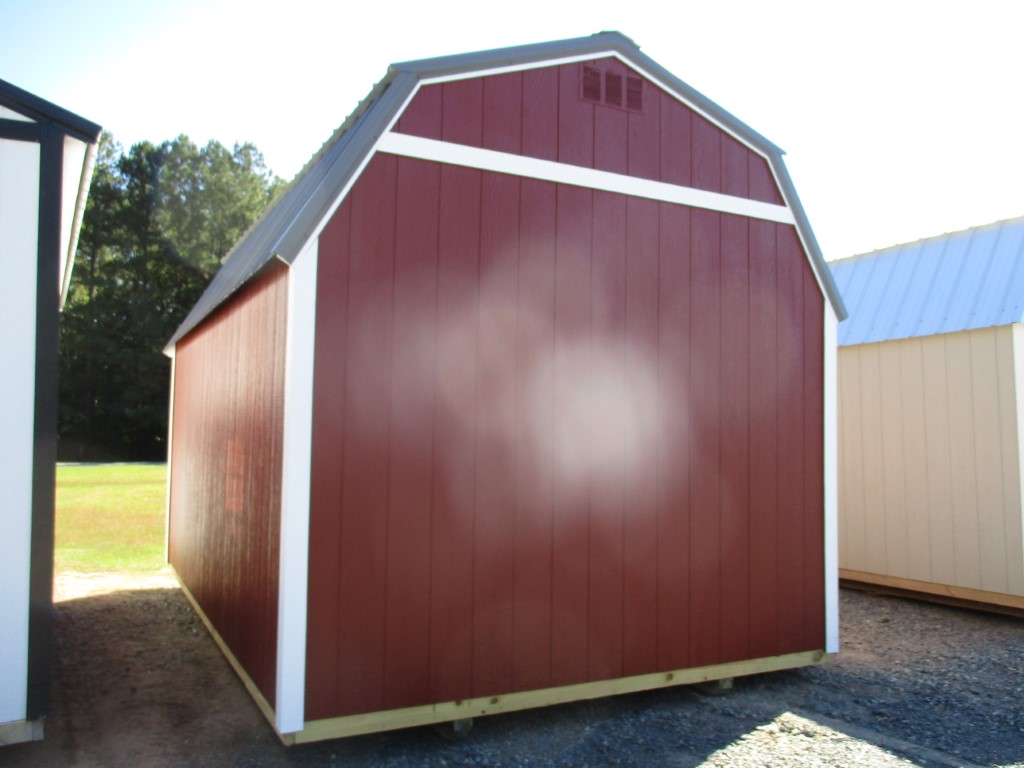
[{"x1": 831, "y1": 216, "x2": 1024, "y2": 346}]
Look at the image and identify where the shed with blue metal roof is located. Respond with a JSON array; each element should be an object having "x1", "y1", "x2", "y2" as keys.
[{"x1": 830, "y1": 216, "x2": 1024, "y2": 613}]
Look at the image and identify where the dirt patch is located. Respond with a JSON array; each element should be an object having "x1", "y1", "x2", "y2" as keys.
[
  {"x1": 3, "y1": 576, "x2": 1023, "y2": 767},
  {"x1": 8, "y1": 570, "x2": 282, "y2": 767}
]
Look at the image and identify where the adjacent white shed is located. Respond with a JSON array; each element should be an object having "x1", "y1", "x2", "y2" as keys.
[
  {"x1": 830, "y1": 216, "x2": 1024, "y2": 612},
  {"x1": 0, "y1": 80, "x2": 99, "y2": 744}
]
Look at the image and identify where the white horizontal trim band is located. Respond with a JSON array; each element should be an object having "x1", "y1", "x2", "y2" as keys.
[{"x1": 377, "y1": 131, "x2": 795, "y2": 224}]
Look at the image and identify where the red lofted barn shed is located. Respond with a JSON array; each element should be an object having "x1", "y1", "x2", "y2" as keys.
[{"x1": 165, "y1": 32, "x2": 847, "y2": 744}]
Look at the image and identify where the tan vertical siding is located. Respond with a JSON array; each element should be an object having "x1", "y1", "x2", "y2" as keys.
[{"x1": 839, "y1": 325, "x2": 1024, "y2": 601}]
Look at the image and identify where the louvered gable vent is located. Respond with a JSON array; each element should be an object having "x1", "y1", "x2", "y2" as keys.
[{"x1": 579, "y1": 63, "x2": 643, "y2": 112}]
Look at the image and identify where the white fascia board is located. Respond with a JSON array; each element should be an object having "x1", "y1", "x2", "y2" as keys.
[
  {"x1": 823, "y1": 304, "x2": 839, "y2": 653},
  {"x1": 378, "y1": 131, "x2": 795, "y2": 225},
  {"x1": 275, "y1": 237, "x2": 318, "y2": 735},
  {"x1": 59, "y1": 136, "x2": 96, "y2": 309}
]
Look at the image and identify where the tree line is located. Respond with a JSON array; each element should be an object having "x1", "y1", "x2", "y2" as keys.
[{"x1": 59, "y1": 133, "x2": 282, "y2": 461}]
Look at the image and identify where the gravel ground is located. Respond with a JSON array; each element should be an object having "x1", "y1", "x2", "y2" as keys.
[{"x1": 4, "y1": 579, "x2": 1023, "y2": 767}]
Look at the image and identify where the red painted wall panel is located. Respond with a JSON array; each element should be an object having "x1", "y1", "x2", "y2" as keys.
[
  {"x1": 383, "y1": 156, "x2": 440, "y2": 709},
  {"x1": 718, "y1": 214, "x2": 752, "y2": 664},
  {"x1": 510, "y1": 179, "x2": 557, "y2": 692},
  {"x1": 622, "y1": 198, "x2": 660, "y2": 677},
  {"x1": 747, "y1": 220, "x2": 781, "y2": 660},
  {"x1": 396, "y1": 59, "x2": 785, "y2": 204},
  {"x1": 688, "y1": 208, "x2": 722, "y2": 669},
  {"x1": 588, "y1": 190, "x2": 627, "y2": 683},
  {"x1": 169, "y1": 263, "x2": 287, "y2": 708},
  {"x1": 429, "y1": 163, "x2": 480, "y2": 705},
  {"x1": 304, "y1": 201, "x2": 350, "y2": 718},
  {"x1": 305, "y1": 150, "x2": 826, "y2": 720},
  {"x1": 334, "y1": 154, "x2": 396, "y2": 717},
  {"x1": 655, "y1": 203, "x2": 692, "y2": 674}
]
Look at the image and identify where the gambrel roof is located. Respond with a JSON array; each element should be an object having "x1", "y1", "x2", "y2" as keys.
[
  {"x1": 830, "y1": 216, "x2": 1024, "y2": 346},
  {"x1": 168, "y1": 31, "x2": 846, "y2": 348}
]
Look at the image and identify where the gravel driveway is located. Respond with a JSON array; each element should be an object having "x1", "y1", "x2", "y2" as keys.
[{"x1": 4, "y1": 577, "x2": 1023, "y2": 767}]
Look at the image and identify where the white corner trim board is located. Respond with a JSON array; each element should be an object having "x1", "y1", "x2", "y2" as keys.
[
  {"x1": 0, "y1": 137, "x2": 41, "y2": 726},
  {"x1": 377, "y1": 132, "x2": 795, "y2": 225},
  {"x1": 276, "y1": 239, "x2": 319, "y2": 734},
  {"x1": 823, "y1": 305, "x2": 839, "y2": 654}
]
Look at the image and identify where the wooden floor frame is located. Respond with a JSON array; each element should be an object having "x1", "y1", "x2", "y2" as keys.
[
  {"x1": 840, "y1": 568, "x2": 1024, "y2": 617},
  {"x1": 175, "y1": 571, "x2": 829, "y2": 747},
  {"x1": 0, "y1": 718, "x2": 44, "y2": 746}
]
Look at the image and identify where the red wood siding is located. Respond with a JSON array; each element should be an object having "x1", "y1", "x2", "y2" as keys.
[
  {"x1": 305, "y1": 152, "x2": 825, "y2": 721},
  {"x1": 168, "y1": 263, "x2": 288, "y2": 707},
  {"x1": 394, "y1": 59, "x2": 785, "y2": 205}
]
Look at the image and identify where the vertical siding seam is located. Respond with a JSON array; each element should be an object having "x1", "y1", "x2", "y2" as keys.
[
  {"x1": 381, "y1": 159, "x2": 399, "y2": 705},
  {"x1": 470, "y1": 167, "x2": 482, "y2": 697},
  {"x1": 968, "y1": 333, "x2": 982, "y2": 588},
  {"x1": 855, "y1": 348, "x2": 869, "y2": 570},
  {"x1": 875, "y1": 343, "x2": 888, "y2": 573},
  {"x1": 687, "y1": 208, "x2": 696, "y2": 657},
  {"x1": 937, "y1": 336, "x2": 953, "y2": 586},
  {"x1": 509, "y1": 176, "x2": 521, "y2": 688},
  {"x1": 334, "y1": 201, "x2": 355, "y2": 714},
  {"x1": 797, "y1": 254, "x2": 807, "y2": 645},
  {"x1": 550, "y1": 64, "x2": 564, "y2": 682},
  {"x1": 716, "y1": 213, "x2": 725, "y2": 658},
  {"x1": 546, "y1": 185, "x2": 556, "y2": 685},
  {"x1": 426, "y1": 164, "x2": 441, "y2": 699},
  {"x1": 897, "y1": 337, "x2": 909, "y2": 577},
  {"x1": 774, "y1": 225, "x2": 782, "y2": 651},
  {"x1": 745, "y1": 221, "x2": 754, "y2": 651},
  {"x1": 917, "y1": 340, "x2": 933, "y2": 583},
  {"x1": 618, "y1": 199, "x2": 626, "y2": 679},
  {"x1": 943, "y1": 335, "x2": 960, "y2": 586},
  {"x1": 995, "y1": 329, "x2": 1012, "y2": 593},
  {"x1": 653, "y1": 202, "x2": 662, "y2": 667}
]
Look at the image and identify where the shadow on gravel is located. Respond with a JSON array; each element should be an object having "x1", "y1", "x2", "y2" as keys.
[{"x1": 3, "y1": 588, "x2": 1022, "y2": 768}]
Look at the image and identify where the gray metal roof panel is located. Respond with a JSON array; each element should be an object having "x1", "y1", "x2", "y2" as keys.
[
  {"x1": 168, "y1": 31, "x2": 846, "y2": 349},
  {"x1": 831, "y1": 216, "x2": 1024, "y2": 346}
]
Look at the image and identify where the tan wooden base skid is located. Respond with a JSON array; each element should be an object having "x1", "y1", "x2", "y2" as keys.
[
  {"x1": 0, "y1": 719, "x2": 44, "y2": 746},
  {"x1": 841, "y1": 568, "x2": 1024, "y2": 616},
  {"x1": 174, "y1": 569, "x2": 828, "y2": 746},
  {"x1": 292, "y1": 649, "x2": 828, "y2": 745}
]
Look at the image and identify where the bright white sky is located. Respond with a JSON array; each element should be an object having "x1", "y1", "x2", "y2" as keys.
[{"x1": 3, "y1": 0, "x2": 1022, "y2": 260}]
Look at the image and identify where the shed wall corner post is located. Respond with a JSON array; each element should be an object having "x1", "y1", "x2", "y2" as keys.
[
  {"x1": 164, "y1": 350, "x2": 175, "y2": 564},
  {"x1": 1012, "y1": 323, "x2": 1024, "y2": 591},
  {"x1": 276, "y1": 240, "x2": 319, "y2": 734},
  {"x1": 0, "y1": 128, "x2": 41, "y2": 731},
  {"x1": 824, "y1": 305, "x2": 840, "y2": 653}
]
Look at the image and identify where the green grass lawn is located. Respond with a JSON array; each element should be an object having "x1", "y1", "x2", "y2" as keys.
[{"x1": 55, "y1": 463, "x2": 168, "y2": 574}]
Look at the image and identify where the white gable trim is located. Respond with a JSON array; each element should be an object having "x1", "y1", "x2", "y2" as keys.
[{"x1": 378, "y1": 131, "x2": 795, "y2": 225}]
